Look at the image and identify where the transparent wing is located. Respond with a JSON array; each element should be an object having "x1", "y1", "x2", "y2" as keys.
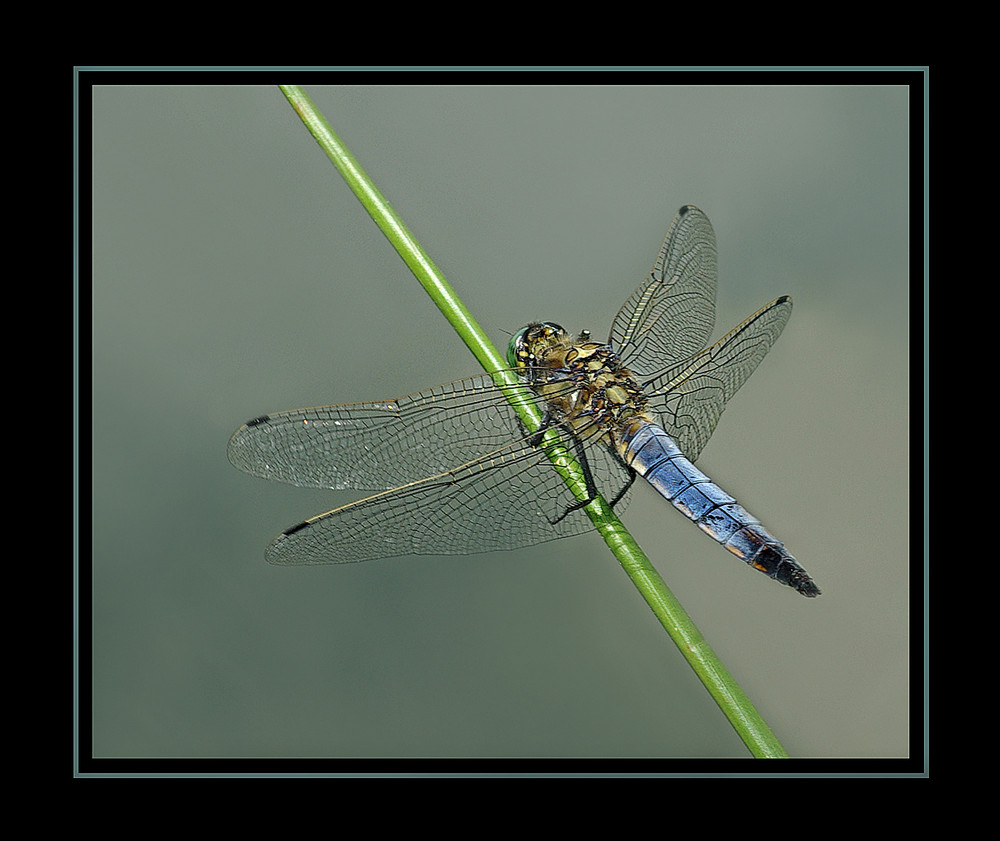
[
  {"x1": 229, "y1": 373, "x2": 553, "y2": 491},
  {"x1": 643, "y1": 297, "x2": 792, "y2": 461},
  {"x1": 263, "y1": 421, "x2": 634, "y2": 565},
  {"x1": 609, "y1": 205, "x2": 717, "y2": 378}
]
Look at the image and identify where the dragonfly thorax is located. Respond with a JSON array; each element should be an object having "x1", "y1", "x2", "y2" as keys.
[{"x1": 512, "y1": 322, "x2": 653, "y2": 438}]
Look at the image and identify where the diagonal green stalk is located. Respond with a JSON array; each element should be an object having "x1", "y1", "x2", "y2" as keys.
[{"x1": 278, "y1": 85, "x2": 790, "y2": 759}]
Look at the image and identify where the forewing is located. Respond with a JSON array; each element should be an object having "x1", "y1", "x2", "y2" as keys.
[
  {"x1": 227, "y1": 374, "x2": 543, "y2": 491},
  {"x1": 642, "y1": 297, "x2": 792, "y2": 461},
  {"x1": 609, "y1": 205, "x2": 718, "y2": 377}
]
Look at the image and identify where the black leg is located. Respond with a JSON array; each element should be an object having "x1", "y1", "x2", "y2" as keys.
[
  {"x1": 605, "y1": 461, "x2": 637, "y2": 509},
  {"x1": 548, "y1": 426, "x2": 602, "y2": 524},
  {"x1": 518, "y1": 408, "x2": 556, "y2": 447}
]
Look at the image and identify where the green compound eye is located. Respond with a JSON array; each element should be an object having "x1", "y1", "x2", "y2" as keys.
[
  {"x1": 507, "y1": 326, "x2": 531, "y2": 367},
  {"x1": 507, "y1": 322, "x2": 564, "y2": 368}
]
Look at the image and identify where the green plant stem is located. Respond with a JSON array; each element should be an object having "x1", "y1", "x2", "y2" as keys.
[{"x1": 278, "y1": 84, "x2": 790, "y2": 759}]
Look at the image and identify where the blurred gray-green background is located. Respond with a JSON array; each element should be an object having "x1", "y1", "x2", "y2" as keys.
[{"x1": 90, "y1": 82, "x2": 911, "y2": 760}]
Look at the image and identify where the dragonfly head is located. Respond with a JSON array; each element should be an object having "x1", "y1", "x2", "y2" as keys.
[{"x1": 507, "y1": 321, "x2": 566, "y2": 369}]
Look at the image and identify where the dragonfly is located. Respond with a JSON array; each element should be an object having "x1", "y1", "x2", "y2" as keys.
[{"x1": 228, "y1": 205, "x2": 821, "y2": 597}]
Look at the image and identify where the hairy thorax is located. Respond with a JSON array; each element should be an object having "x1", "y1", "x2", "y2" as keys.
[{"x1": 514, "y1": 323, "x2": 654, "y2": 443}]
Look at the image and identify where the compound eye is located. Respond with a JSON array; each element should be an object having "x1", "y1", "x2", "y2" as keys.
[
  {"x1": 506, "y1": 322, "x2": 566, "y2": 368},
  {"x1": 506, "y1": 326, "x2": 531, "y2": 367}
]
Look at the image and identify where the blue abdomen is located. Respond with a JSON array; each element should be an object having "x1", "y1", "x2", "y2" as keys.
[{"x1": 617, "y1": 420, "x2": 820, "y2": 596}]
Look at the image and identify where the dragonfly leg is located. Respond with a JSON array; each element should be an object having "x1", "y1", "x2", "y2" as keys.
[
  {"x1": 521, "y1": 404, "x2": 627, "y2": 525},
  {"x1": 548, "y1": 425, "x2": 603, "y2": 524},
  {"x1": 605, "y1": 458, "x2": 637, "y2": 510},
  {"x1": 548, "y1": 436, "x2": 637, "y2": 523},
  {"x1": 519, "y1": 407, "x2": 561, "y2": 448}
]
